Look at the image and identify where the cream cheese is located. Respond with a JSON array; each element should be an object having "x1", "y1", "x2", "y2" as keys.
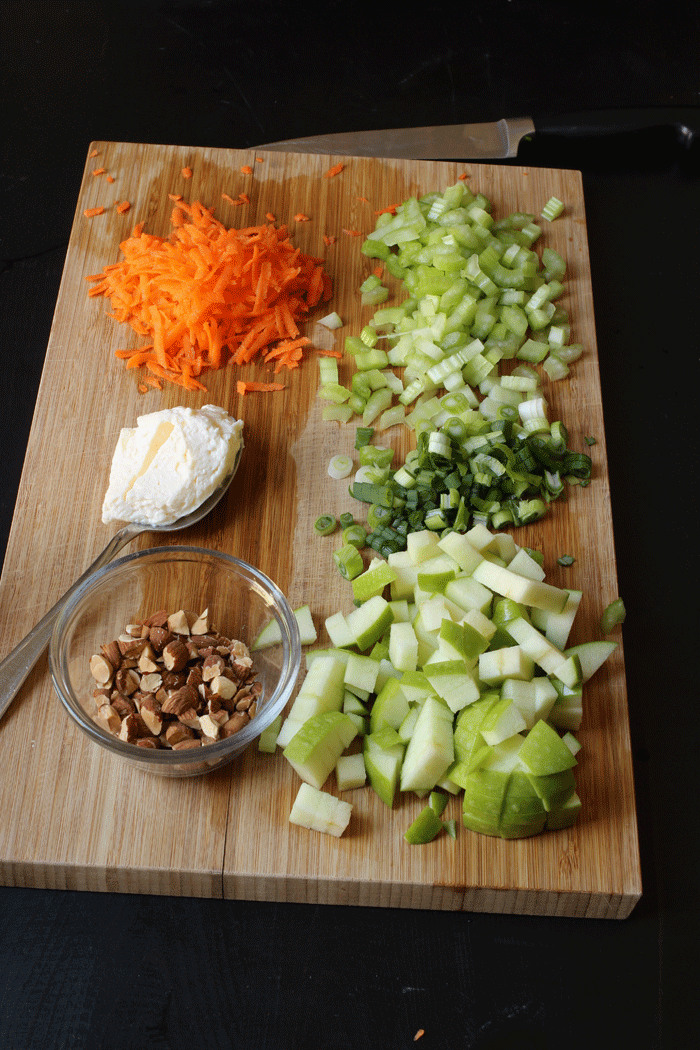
[{"x1": 101, "y1": 404, "x2": 244, "y2": 526}]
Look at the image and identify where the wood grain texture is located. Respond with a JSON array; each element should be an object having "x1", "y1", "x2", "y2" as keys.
[{"x1": 0, "y1": 142, "x2": 641, "y2": 917}]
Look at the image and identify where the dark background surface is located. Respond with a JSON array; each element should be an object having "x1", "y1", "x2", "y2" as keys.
[{"x1": 1, "y1": 2, "x2": 698, "y2": 1048}]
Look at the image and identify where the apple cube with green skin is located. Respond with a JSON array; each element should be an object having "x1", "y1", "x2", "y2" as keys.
[
  {"x1": 504, "y1": 616, "x2": 569, "y2": 677},
  {"x1": 344, "y1": 652, "x2": 380, "y2": 696},
  {"x1": 564, "y1": 640, "x2": 617, "y2": 682},
  {"x1": 526, "y1": 767, "x2": 577, "y2": 812},
  {"x1": 406, "y1": 529, "x2": 441, "y2": 564},
  {"x1": 437, "y1": 531, "x2": 484, "y2": 574},
  {"x1": 389, "y1": 620, "x2": 419, "y2": 673},
  {"x1": 507, "y1": 547, "x2": 546, "y2": 582},
  {"x1": 400, "y1": 695, "x2": 455, "y2": 793},
  {"x1": 471, "y1": 560, "x2": 569, "y2": 614},
  {"x1": 364, "y1": 734, "x2": 405, "y2": 807},
  {"x1": 545, "y1": 790, "x2": 582, "y2": 829},
  {"x1": 548, "y1": 686, "x2": 583, "y2": 732},
  {"x1": 498, "y1": 771, "x2": 548, "y2": 838},
  {"x1": 251, "y1": 604, "x2": 317, "y2": 650},
  {"x1": 517, "y1": 717, "x2": 578, "y2": 776},
  {"x1": 289, "y1": 782, "x2": 353, "y2": 837},
  {"x1": 478, "y1": 645, "x2": 535, "y2": 686},
  {"x1": 479, "y1": 698, "x2": 528, "y2": 746},
  {"x1": 530, "y1": 589, "x2": 582, "y2": 650},
  {"x1": 423, "y1": 659, "x2": 480, "y2": 714},
  {"x1": 387, "y1": 550, "x2": 419, "y2": 600},
  {"x1": 283, "y1": 711, "x2": 358, "y2": 790},
  {"x1": 276, "y1": 653, "x2": 347, "y2": 748},
  {"x1": 462, "y1": 768, "x2": 510, "y2": 836},
  {"x1": 346, "y1": 595, "x2": 394, "y2": 651},
  {"x1": 324, "y1": 610, "x2": 356, "y2": 649},
  {"x1": 336, "y1": 752, "x2": 367, "y2": 791},
  {"x1": 404, "y1": 805, "x2": 444, "y2": 844},
  {"x1": 351, "y1": 559, "x2": 397, "y2": 602},
  {"x1": 444, "y1": 574, "x2": 493, "y2": 616},
  {"x1": 416, "y1": 553, "x2": 460, "y2": 593},
  {"x1": 370, "y1": 676, "x2": 410, "y2": 733}
]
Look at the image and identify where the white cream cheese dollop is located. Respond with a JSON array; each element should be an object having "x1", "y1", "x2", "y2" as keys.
[{"x1": 101, "y1": 404, "x2": 244, "y2": 526}]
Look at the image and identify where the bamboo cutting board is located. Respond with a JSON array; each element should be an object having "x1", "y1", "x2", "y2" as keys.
[{"x1": 0, "y1": 141, "x2": 641, "y2": 918}]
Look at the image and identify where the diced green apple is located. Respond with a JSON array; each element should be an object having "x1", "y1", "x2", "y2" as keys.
[
  {"x1": 406, "y1": 529, "x2": 441, "y2": 564},
  {"x1": 517, "y1": 718, "x2": 578, "y2": 776},
  {"x1": 471, "y1": 560, "x2": 569, "y2": 613},
  {"x1": 437, "y1": 531, "x2": 484, "y2": 573},
  {"x1": 289, "y1": 782, "x2": 353, "y2": 837},
  {"x1": 364, "y1": 734, "x2": 405, "y2": 807},
  {"x1": 444, "y1": 574, "x2": 493, "y2": 616},
  {"x1": 479, "y1": 698, "x2": 528, "y2": 746},
  {"x1": 545, "y1": 790, "x2": 582, "y2": 829},
  {"x1": 370, "y1": 676, "x2": 410, "y2": 733},
  {"x1": 478, "y1": 645, "x2": 535, "y2": 685},
  {"x1": 252, "y1": 604, "x2": 318, "y2": 650},
  {"x1": 404, "y1": 805, "x2": 444, "y2": 844},
  {"x1": 389, "y1": 620, "x2": 419, "y2": 673},
  {"x1": 344, "y1": 652, "x2": 381, "y2": 695},
  {"x1": 400, "y1": 695, "x2": 455, "y2": 793},
  {"x1": 530, "y1": 589, "x2": 582, "y2": 650},
  {"x1": 283, "y1": 711, "x2": 358, "y2": 790},
  {"x1": 424, "y1": 659, "x2": 480, "y2": 714},
  {"x1": 257, "y1": 714, "x2": 282, "y2": 753},
  {"x1": 336, "y1": 752, "x2": 367, "y2": 791},
  {"x1": 347, "y1": 595, "x2": 394, "y2": 651},
  {"x1": 462, "y1": 768, "x2": 509, "y2": 836},
  {"x1": 564, "y1": 640, "x2": 617, "y2": 682},
  {"x1": 324, "y1": 610, "x2": 356, "y2": 649}
]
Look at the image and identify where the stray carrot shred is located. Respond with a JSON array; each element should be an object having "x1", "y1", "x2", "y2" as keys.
[
  {"x1": 316, "y1": 348, "x2": 342, "y2": 358},
  {"x1": 221, "y1": 192, "x2": 237, "y2": 205},
  {"x1": 182, "y1": 167, "x2": 193, "y2": 178},
  {"x1": 92, "y1": 167, "x2": 107, "y2": 176},
  {"x1": 294, "y1": 213, "x2": 310, "y2": 222},
  {"x1": 88, "y1": 148, "x2": 99, "y2": 158},
  {"x1": 266, "y1": 212, "x2": 276, "y2": 222},
  {"x1": 458, "y1": 172, "x2": 469, "y2": 180},
  {"x1": 255, "y1": 157, "x2": 264, "y2": 162},
  {"x1": 169, "y1": 193, "x2": 183, "y2": 202},
  {"x1": 323, "y1": 162, "x2": 344, "y2": 178},
  {"x1": 138, "y1": 383, "x2": 149, "y2": 393},
  {"x1": 237, "y1": 380, "x2": 286, "y2": 395},
  {"x1": 84, "y1": 206, "x2": 105, "y2": 217},
  {"x1": 342, "y1": 228, "x2": 363, "y2": 236},
  {"x1": 323, "y1": 235, "x2": 337, "y2": 246},
  {"x1": 373, "y1": 265, "x2": 384, "y2": 278},
  {"x1": 238, "y1": 192, "x2": 250, "y2": 204},
  {"x1": 375, "y1": 204, "x2": 398, "y2": 215},
  {"x1": 88, "y1": 199, "x2": 332, "y2": 391},
  {"x1": 115, "y1": 201, "x2": 131, "y2": 214},
  {"x1": 240, "y1": 165, "x2": 254, "y2": 175},
  {"x1": 414, "y1": 1030, "x2": 425, "y2": 1041},
  {"x1": 106, "y1": 175, "x2": 115, "y2": 183},
  {"x1": 357, "y1": 196, "x2": 370, "y2": 203}
]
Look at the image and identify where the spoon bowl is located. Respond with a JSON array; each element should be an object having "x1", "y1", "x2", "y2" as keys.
[{"x1": 0, "y1": 444, "x2": 243, "y2": 721}]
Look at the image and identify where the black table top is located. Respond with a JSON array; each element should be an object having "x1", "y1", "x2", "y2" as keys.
[{"x1": 1, "y1": 3, "x2": 698, "y2": 1048}]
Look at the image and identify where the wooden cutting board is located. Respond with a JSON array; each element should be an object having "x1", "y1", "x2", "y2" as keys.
[{"x1": 0, "y1": 141, "x2": 641, "y2": 918}]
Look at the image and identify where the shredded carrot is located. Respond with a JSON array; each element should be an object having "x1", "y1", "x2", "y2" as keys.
[
  {"x1": 373, "y1": 265, "x2": 384, "y2": 278},
  {"x1": 294, "y1": 213, "x2": 310, "y2": 222},
  {"x1": 356, "y1": 196, "x2": 370, "y2": 203},
  {"x1": 458, "y1": 172, "x2": 469, "y2": 180},
  {"x1": 221, "y1": 192, "x2": 237, "y2": 205},
  {"x1": 88, "y1": 148, "x2": 99, "y2": 158},
  {"x1": 414, "y1": 1030, "x2": 425, "y2": 1041},
  {"x1": 323, "y1": 235, "x2": 336, "y2": 246},
  {"x1": 92, "y1": 167, "x2": 107, "y2": 176},
  {"x1": 255, "y1": 157, "x2": 264, "y2": 163},
  {"x1": 238, "y1": 192, "x2": 250, "y2": 204},
  {"x1": 169, "y1": 193, "x2": 183, "y2": 202},
  {"x1": 323, "y1": 162, "x2": 344, "y2": 178},
  {"x1": 138, "y1": 383, "x2": 149, "y2": 393},
  {"x1": 84, "y1": 206, "x2": 105, "y2": 217},
  {"x1": 375, "y1": 204, "x2": 399, "y2": 215},
  {"x1": 115, "y1": 200, "x2": 131, "y2": 214},
  {"x1": 240, "y1": 165, "x2": 253, "y2": 175},
  {"x1": 106, "y1": 175, "x2": 115, "y2": 183},
  {"x1": 315, "y1": 348, "x2": 342, "y2": 358},
  {"x1": 182, "y1": 167, "x2": 193, "y2": 178},
  {"x1": 87, "y1": 199, "x2": 332, "y2": 391},
  {"x1": 266, "y1": 212, "x2": 276, "y2": 222},
  {"x1": 342, "y1": 228, "x2": 363, "y2": 236},
  {"x1": 236, "y1": 380, "x2": 286, "y2": 395}
]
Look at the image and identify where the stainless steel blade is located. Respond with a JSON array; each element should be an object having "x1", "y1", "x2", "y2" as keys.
[{"x1": 255, "y1": 117, "x2": 536, "y2": 160}]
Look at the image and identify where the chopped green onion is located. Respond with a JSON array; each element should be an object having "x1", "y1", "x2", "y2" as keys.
[
  {"x1": 557, "y1": 554, "x2": 575, "y2": 567},
  {"x1": 600, "y1": 598, "x2": 626, "y2": 634},
  {"x1": 328, "y1": 454, "x2": 353, "y2": 480},
  {"x1": 342, "y1": 525, "x2": 368, "y2": 549},
  {"x1": 314, "y1": 514, "x2": 337, "y2": 536},
  {"x1": 339, "y1": 512, "x2": 354, "y2": 529}
]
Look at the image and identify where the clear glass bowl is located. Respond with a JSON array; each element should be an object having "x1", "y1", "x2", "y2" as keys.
[{"x1": 50, "y1": 546, "x2": 301, "y2": 777}]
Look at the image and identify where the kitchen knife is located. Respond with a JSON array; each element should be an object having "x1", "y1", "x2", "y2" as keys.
[{"x1": 256, "y1": 108, "x2": 699, "y2": 160}]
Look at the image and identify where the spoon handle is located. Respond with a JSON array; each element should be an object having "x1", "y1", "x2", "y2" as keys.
[{"x1": 0, "y1": 524, "x2": 144, "y2": 722}]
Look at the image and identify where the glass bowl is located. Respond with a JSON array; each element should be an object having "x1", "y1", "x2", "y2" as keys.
[{"x1": 50, "y1": 546, "x2": 301, "y2": 776}]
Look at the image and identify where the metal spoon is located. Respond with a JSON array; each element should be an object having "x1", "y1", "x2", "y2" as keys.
[{"x1": 0, "y1": 446, "x2": 243, "y2": 722}]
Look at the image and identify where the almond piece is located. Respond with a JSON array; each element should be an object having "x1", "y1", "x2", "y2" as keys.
[
  {"x1": 115, "y1": 667, "x2": 140, "y2": 696},
  {"x1": 148, "y1": 626, "x2": 173, "y2": 652},
  {"x1": 210, "y1": 675, "x2": 236, "y2": 700},
  {"x1": 139, "y1": 672, "x2": 163, "y2": 694},
  {"x1": 165, "y1": 723, "x2": 195, "y2": 746},
  {"x1": 202, "y1": 653, "x2": 227, "y2": 682},
  {"x1": 96, "y1": 704, "x2": 121, "y2": 734},
  {"x1": 139, "y1": 696, "x2": 164, "y2": 736},
  {"x1": 198, "y1": 714, "x2": 220, "y2": 740},
  {"x1": 161, "y1": 684, "x2": 199, "y2": 716},
  {"x1": 89, "y1": 654, "x2": 114, "y2": 686},
  {"x1": 162, "y1": 639, "x2": 190, "y2": 672},
  {"x1": 167, "y1": 609, "x2": 190, "y2": 636},
  {"x1": 221, "y1": 711, "x2": 249, "y2": 737},
  {"x1": 100, "y1": 640, "x2": 122, "y2": 670},
  {"x1": 137, "y1": 644, "x2": 160, "y2": 673},
  {"x1": 190, "y1": 608, "x2": 209, "y2": 635}
]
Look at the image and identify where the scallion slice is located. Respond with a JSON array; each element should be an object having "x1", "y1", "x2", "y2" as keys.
[
  {"x1": 314, "y1": 515, "x2": 337, "y2": 536},
  {"x1": 328, "y1": 455, "x2": 353, "y2": 479}
]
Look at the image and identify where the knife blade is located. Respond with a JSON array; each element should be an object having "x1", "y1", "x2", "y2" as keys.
[{"x1": 256, "y1": 109, "x2": 699, "y2": 160}]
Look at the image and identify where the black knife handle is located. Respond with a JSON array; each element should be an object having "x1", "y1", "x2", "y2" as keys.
[{"x1": 531, "y1": 107, "x2": 699, "y2": 147}]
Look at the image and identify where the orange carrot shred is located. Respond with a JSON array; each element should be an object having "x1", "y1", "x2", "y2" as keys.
[
  {"x1": 375, "y1": 204, "x2": 399, "y2": 215},
  {"x1": 169, "y1": 193, "x2": 183, "y2": 202},
  {"x1": 373, "y1": 265, "x2": 384, "y2": 278},
  {"x1": 92, "y1": 168, "x2": 107, "y2": 176},
  {"x1": 255, "y1": 157, "x2": 264, "y2": 162},
  {"x1": 88, "y1": 148, "x2": 99, "y2": 158},
  {"x1": 357, "y1": 196, "x2": 370, "y2": 203},
  {"x1": 458, "y1": 172, "x2": 469, "y2": 180},
  {"x1": 115, "y1": 201, "x2": 131, "y2": 214},
  {"x1": 182, "y1": 167, "x2": 193, "y2": 178},
  {"x1": 240, "y1": 165, "x2": 253, "y2": 175},
  {"x1": 236, "y1": 380, "x2": 286, "y2": 395},
  {"x1": 342, "y1": 228, "x2": 363, "y2": 236},
  {"x1": 106, "y1": 175, "x2": 115, "y2": 183},
  {"x1": 315, "y1": 348, "x2": 342, "y2": 357},
  {"x1": 88, "y1": 199, "x2": 332, "y2": 392},
  {"x1": 84, "y1": 206, "x2": 105, "y2": 217},
  {"x1": 323, "y1": 235, "x2": 337, "y2": 246},
  {"x1": 239, "y1": 192, "x2": 250, "y2": 204},
  {"x1": 221, "y1": 192, "x2": 237, "y2": 204},
  {"x1": 323, "y1": 163, "x2": 344, "y2": 178},
  {"x1": 294, "y1": 213, "x2": 310, "y2": 222}
]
